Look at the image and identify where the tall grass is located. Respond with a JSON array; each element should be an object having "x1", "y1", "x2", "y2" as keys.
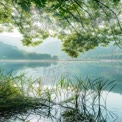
[
  {"x1": 0, "y1": 69, "x2": 54, "y2": 122},
  {"x1": 56, "y1": 76, "x2": 117, "y2": 122},
  {"x1": 0, "y1": 69, "x2": 117, "y2": 122}
]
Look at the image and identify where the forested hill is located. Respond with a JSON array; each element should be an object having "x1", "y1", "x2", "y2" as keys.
[
  {"x1": 78, "y1": 46, "x2": 122, "y2": 60},
  {"x1": 36, "y1": 41, "x2": 122, "y2": 60},
  {"x1": 0, "y1": 40, "x2": 121, "y2": 61},
  {"x1": 0, "y1": 42, "x2": 57, "y2": 60}
]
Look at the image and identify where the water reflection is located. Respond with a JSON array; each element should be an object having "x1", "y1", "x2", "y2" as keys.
[
  {"x1": 0, "y1": 61, "x2": 57, "y2": 73},
  {"x1": 0, "y1": 60, "x2": 122, "y2": 93},
  {"x1": 0, "y1": 60, "x2": 122, "y2": 122}
]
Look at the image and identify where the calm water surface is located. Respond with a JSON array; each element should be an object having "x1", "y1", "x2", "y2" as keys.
[{"x1": 0, "y1": 60, "x2": 122, "y2": 122}]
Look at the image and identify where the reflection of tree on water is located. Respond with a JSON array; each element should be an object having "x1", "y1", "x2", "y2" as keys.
[
  {"x1": 0, "y1": 61, "x2": 122, "y2": 94},
  {"x1": 0, "y1": 61, "x2": 57, "y2": 74}
]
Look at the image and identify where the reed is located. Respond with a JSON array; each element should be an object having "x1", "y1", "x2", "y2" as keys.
[
  {"x1": 0, "y1": 70, "x2": 54, "y2": 122},
  {"x1": 57, "y1": 76, "x2": 116, "y2": 122},
  {"x1": 0, "y1": 69, "x2": 117, "y2": 122}
]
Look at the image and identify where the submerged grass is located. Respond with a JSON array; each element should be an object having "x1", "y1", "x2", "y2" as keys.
[{"x1": 0, "y1": 69, "x2": 117, "y2": 122}]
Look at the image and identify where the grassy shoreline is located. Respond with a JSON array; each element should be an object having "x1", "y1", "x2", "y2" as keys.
[{"x1": 0, "y1": 70, "x2": 117, "y2": 122}]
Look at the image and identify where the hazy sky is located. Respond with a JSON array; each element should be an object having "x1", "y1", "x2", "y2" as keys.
[
  {"x1": 0, "y1": 30, "x2": 60, "y2": 53},
  {"x1": 0, "y1": 30, "x2": 118, "y2": 57}
]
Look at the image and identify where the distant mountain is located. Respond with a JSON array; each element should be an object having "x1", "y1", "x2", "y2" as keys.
[
  {"x1": 0, "y1": 42, "x2": 57, "y2": 60},
  {"x1": 36, "y1": 40, "x2": 122, "y2": 60},
  {"x1": 36, "y1": 40, "x2": 73, "y2": 60},
  {"x1": 0, "y1": 34, "x2": 121, "y2": 60},
  {"x1": 77, "y1": 45, "x2": 122, "y2": 60}
]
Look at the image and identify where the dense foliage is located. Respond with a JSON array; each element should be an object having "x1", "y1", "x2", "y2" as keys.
[{"x1": 0, "y1": 0, "x2": 122, "y2": 57}]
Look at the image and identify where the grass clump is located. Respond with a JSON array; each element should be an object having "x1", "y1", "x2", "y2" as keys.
[
  {"x1": 0, "y1": 69, "x2": 117, "y2": 122},
  {"x1": 57, "y1": 76, "x2": 117, "y2": 122},
  {"x1": 0, "y1": 70, "x2": 52, "y2": 122},
  {"x1": 62, "y1": 108, "x2": 94, "y2": 122}
]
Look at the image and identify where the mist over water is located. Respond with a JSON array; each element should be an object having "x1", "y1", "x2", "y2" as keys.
[
  {"x1": 0, "y1": 60, "x2": 122, "y2": 122},
  {"x1": 0, "y1": 35, "x2": 122, "y2": 121}
]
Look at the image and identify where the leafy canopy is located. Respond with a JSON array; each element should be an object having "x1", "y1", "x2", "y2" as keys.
[{"x1": 0, "y1": 0, "x2": 122, "y2": 57}]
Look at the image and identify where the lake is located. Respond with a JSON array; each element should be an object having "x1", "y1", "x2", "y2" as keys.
[{"x1": 0, "y1": 60, "x2": 122, "y2": 122}]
